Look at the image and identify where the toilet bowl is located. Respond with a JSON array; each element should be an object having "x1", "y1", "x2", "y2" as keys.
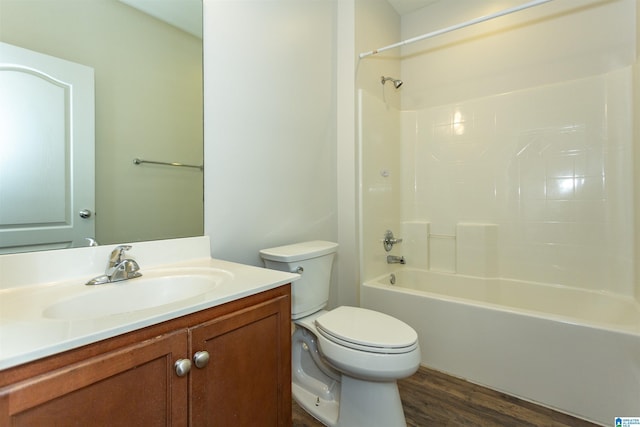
[{"x1": 260, "y1": 241, "x2": 420, "y2": 427}]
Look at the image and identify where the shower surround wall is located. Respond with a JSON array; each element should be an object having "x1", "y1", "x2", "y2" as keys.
[
  {"x1": 360, "y1": 0, "x2": 637, "y2": 297},
  {"x1": 400, "y1": 69, "x2": 634, "y2": 294}
]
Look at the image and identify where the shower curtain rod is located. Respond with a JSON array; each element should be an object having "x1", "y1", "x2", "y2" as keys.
[{"x1": 359, "y1": 0, "x2": 553, "y2": 59}]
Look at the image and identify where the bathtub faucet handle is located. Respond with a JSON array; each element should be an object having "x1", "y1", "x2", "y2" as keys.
[{"x1": 383, "y1": 230, "x2": 403, "y2": 252}]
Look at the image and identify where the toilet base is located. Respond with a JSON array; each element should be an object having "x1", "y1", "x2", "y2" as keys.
[
  {"x1": 293, "y1": 375, "x2": 407, "y2": 427},
  {"x1": 337, "y1": 375, "x2": 406, "y2": 427},
  {"x1": 293, "y1": 382, "x2": 339, "y2": 426}
]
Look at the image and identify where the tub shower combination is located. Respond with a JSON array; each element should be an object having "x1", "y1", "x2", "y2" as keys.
[
  {"x1": 358, "y1": 49, "x2": 639, "y2": 427},
  {"x1": 358, "y1": 77, "x2": 640, "y2": 424},
  {"x1": 356, "y1": 1, "x2": 640, "y2": 424},
  {"x1": 361, "y1": 265, "x2": 639, "y2": 425},
  {"x1": 358, "y1": 76, "x2": 640, "y2": 422}
]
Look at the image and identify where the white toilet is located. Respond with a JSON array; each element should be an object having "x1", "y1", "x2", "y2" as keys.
[{"x1": 260, "y1": 241, "x2": 420, "y2": 427}]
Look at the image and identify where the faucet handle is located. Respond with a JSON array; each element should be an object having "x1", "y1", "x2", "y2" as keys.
[
  {"x1": 108, "y1": 245, "x2": 132, "y2": 267},
  {"x1": 382, "y1": 230, "x2": 402, "y2": 252},
  {"x1": 110, "y1": 259, "x2": 142, "y2": 282}
]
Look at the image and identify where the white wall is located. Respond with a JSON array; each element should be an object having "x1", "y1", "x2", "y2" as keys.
[
  {"x1": 203, "y1": 1, "x2": 339, "y2": 288},
  {"x1": 636, "y1": 2, "x2": 640, "y2": 303},
  {"x1": 355, "y1": 0, "x2": 402, "y2": 108},
  {"x1": 336, "y1": 0, "x2": 359, "y2": 307},
  {"x1": 400, "y1": 0, "x2": 635, "y2": 110}
]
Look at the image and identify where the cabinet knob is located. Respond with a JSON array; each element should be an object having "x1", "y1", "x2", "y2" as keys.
[
  {"x1": 193, "y1": 351, "x2": 210, "y2": 369},
  {"x1": 174, "y1": 359, "x2": 192, "y2": 377}
]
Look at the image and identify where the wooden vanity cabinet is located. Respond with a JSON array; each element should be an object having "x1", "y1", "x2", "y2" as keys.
[
  {"x1": 0, "y1": 330, "x2": 189, "y2": 426},
  {"x1": 0, "y1": 285, "x2": 292, "y2": 427}
]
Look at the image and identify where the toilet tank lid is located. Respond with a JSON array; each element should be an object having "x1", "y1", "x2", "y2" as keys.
[{"x1": 259, "y1": 240, "x2": 338, "y2": 262}]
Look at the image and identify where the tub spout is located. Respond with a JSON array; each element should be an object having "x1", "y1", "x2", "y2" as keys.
[{"x1": 387, "y1": 255, "x2": 405, "y2": 264}]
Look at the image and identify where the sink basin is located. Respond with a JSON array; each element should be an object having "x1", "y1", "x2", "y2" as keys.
[{"x1": 43, "y1": 268, "x2": 233, "y2": 320}]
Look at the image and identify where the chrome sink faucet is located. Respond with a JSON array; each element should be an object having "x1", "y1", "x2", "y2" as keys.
[{"x1": 85, "y1": 245, "x2": 142, "y2": 286}]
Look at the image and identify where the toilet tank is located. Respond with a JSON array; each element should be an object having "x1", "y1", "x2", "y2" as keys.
[{"x1": 259, "y1": 241, "x2": 338, "y2": 320}]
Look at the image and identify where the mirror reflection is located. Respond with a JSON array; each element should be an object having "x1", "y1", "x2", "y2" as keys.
[{"x1": 0, "y1": 0, "x2": 204, "y2": 254}]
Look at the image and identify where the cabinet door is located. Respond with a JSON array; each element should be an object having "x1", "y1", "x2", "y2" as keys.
[
  {"x1": 0, "y1": 330, "x2": 188, "y2": 426},
  {"x1": 190, "y1": 294, "x2": 291, "y2": 427}
]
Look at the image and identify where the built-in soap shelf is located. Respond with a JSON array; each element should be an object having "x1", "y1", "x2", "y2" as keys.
[{"x1": 400, "y1": 221, "x2": 498, "y2": 277}]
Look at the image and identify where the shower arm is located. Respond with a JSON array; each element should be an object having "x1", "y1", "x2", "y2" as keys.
[{"x1": 381, "y1": 76, "x2": 403, "y2": 89}]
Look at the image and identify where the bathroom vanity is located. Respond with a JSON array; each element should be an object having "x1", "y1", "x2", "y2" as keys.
[{"x1": 0, "y1": 237, "x2": 297, "y2": 426}]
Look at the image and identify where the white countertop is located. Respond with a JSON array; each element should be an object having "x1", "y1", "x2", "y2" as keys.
[{"x1": 0, "y1": 237, "x2": 298, "y2": 370}]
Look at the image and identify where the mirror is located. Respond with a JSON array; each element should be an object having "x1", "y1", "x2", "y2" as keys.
[{"x1": 0, "y1": 0, "x2": 203, "y2": 254}]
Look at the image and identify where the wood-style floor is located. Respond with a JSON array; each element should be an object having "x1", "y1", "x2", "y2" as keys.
[{"x1": 292, "y1": 366, "x2": 600, "y2": 427}]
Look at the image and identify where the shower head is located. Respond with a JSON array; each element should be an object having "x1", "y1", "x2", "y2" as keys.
[{"x1": 381, "y1": 76, "x2": 403, "y2": 89}]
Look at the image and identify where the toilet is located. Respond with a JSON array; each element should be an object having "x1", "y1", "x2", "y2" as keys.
[{"x1": 260, "y1": 241, "x2": 420, "y2": 427}]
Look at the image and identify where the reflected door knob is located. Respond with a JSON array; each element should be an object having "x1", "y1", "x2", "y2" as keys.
[
  {"x1": 79, "y1": 209, "x2": 92, "y2": 219},
  {"x1": 174, "y1": 359, "x2": 192, "y2": 377},
  {"x1": 193, "y1": 351, "x2": 210, "y2": 369}
]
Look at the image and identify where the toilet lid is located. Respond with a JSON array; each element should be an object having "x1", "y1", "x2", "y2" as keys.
[{"x1": 315, "y1": 306, "x2": 418, "y2": 354}]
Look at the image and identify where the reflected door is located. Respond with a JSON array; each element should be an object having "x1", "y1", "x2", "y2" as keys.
[{"x1": 0, "y1": 42, "x2": 95, "y2": 253}]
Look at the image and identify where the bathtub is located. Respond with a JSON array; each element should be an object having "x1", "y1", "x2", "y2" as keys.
[{"x1": 361, "y1": 269, "x2": 640, "y2": 426}]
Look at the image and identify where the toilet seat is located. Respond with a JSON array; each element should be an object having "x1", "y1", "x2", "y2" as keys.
[{"x1": 315, "y1": 306, "x2": 418, "y2": 354}]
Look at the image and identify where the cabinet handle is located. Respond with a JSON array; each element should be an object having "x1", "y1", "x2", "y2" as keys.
[
  {"x1": 193, "y1": 351, "x2": 210, "y2": 369},
  {"x1": 174, "y1": 359, "x2": 192, "y2": 377}
]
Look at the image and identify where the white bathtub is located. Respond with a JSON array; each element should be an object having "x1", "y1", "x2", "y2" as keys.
[{"x1": 361, "y1": 269, "x2": 640, "y2": 426}]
